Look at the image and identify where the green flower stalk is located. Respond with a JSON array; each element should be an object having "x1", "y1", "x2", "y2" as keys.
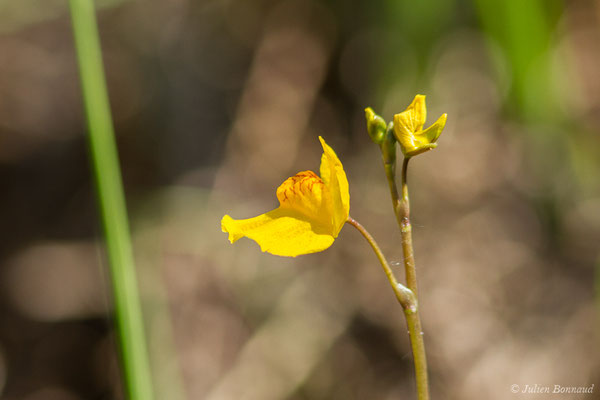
[{"x1": 366, "y1": 95, "x2": 448, "y2": 400}]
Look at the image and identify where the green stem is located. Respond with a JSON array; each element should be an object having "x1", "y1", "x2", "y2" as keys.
[
  {"x1": 68, "y1": 1, "x2": 154, "y2": 399},
  {"x1": 384, "y1": 160, "x2": 400, "y2": 206},
  {"x1": 382, "y1": 156, "x2": 429, "y2": 400},
  {"x1": 346, "y1": 217, "x2": 415, "y2": 308},
  {"x1": 399, "y1": 157, "x2": 418, "y2": 296},
  {"x1": 384, "y1": 157, "x2": 418, "y2": 295},
  {"x1": 346, "y1": 217, "x2": 429, "y2": 400}
]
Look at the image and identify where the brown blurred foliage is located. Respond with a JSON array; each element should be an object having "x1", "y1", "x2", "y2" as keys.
[{"x1": 0, "y1": 0, "x2": 599, "y2": 399}]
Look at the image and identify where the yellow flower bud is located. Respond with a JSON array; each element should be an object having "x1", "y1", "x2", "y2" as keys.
[
  {"x1": 365, "y1": 107, "x2": 387, "y2": 144},
  {"x1": 393, "y1": 95, "x2": 447, "y2": 158}
]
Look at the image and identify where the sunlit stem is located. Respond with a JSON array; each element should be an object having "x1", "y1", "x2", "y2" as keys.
[{"x1": 346, "y1": 216, "x2": 429, "y2": 400}]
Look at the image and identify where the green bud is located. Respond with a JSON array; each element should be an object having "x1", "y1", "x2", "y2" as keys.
[{"x1": 365, "y1": 107, "x2": 387, "y2": 144}]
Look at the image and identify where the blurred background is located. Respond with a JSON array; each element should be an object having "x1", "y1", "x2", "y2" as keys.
[{"x1": 0, "y1": 0, "x2": 599, "y2": 399}]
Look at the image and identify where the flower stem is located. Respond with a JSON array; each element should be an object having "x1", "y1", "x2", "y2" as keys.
[
  {"x1": 382, "y1": 156, "x2": 430, "y2": 400},
  {"x1": 385, "y1": 157, "x2": 419, "y2": 296},
  {"x1": 346, "y1": 216, "x2": 429, "y2": 400},
  {"x1": 346, "y1": 217, "x2": 415, "y2": 308},
  {"x1": 399, "y1": 157, "x2": 418, "y2": 296},
  {"x1": 69, "y1": 1, "x2": 154, "y2": 399}
]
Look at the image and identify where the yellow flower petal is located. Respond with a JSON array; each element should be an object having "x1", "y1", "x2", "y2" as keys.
[
  {"x1": 221, "y1": 210, "x2": 335, "y2": 257},
  {"x1": 318, "y1": 136, "x2": 350, "y2": 235},
  {"x1": 276, "y1": 170, "x2": 333, "y2": 230},
  {"x1": 394, "y1": 112, "x2": 420, "y2": 155},
  {"x1": 395, "y1": 94, "x2": 426, "y2": 137},
  {"x1": 417, "y1": 113, "x2": 446, "y2": 144},
  {"x1": 403, "y1": 143, "x2": 437, "y2": 158},
  {"x1": 221, "y1": 136, "x2": 350, "y2": 257}
]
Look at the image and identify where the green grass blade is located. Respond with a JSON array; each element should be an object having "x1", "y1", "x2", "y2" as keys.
[{"x1": 68, "y1": 1, "x2": 155, "y2": 399}]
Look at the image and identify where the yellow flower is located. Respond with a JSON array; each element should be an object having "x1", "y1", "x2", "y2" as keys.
[
  {"x1": 221, "y1": 136, "x2": 350, "y2": 257},
  {"x1": 393, "y1": 94, "x2": 447, "y2": 157}
]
